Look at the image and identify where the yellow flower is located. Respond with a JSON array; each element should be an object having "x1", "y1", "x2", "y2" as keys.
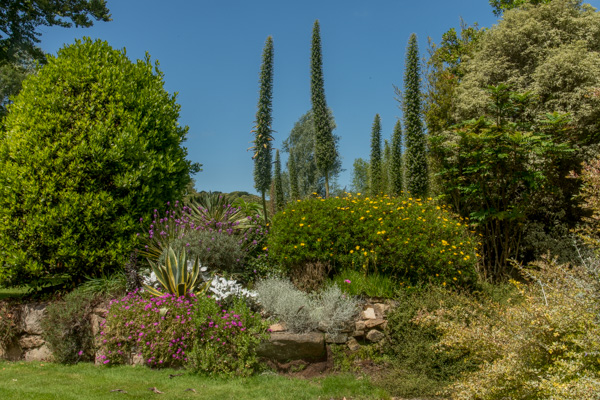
[
  {"x1": 299, "y1": 223, "x2": 304, "y2": 227},
  {"x1": 363, "y1": 251, "x2": 367, "y2": 256},
  {"x1": 350, "y1": 250, "x2": 354, "y2": 254},
  {"x1": 317, "y1": 238, "x2": 321, "y2": 242},
  {"x1": 300, "y1": 243, "x2": 305, "y2": 246},
  {"x1": 355, "y1": 245, "x2": 360, "y2": 250}
]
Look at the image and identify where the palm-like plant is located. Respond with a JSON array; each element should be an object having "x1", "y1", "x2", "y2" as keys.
[{"x1": 143, "y1": 246, "x2": 211, "y2": 297}]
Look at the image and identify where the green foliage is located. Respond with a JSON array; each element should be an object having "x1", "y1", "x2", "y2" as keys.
[
  {"x1": 311, "y1": 20, "x2": 338, "y2": 198},
  {"x1": 274, "y1": 150, "x2": 285, "y2": 212},
  {"x1": 0, "y1": 52, "x2": 36, "y2": 117},
  {"x1": 350, "y1": 158, "x2": 370, "y2": 195},
  {"x1": 283, "y1": 110, "x2": 342, "y2": 198},
  {"x1": 431, "y1": 85, "x2": 573, "y2": 279},
  {"x1": 267, "y1": 194, "x2": 478, "y2": 287},
  {"x1": 390, "y1": 120, "x2": 404, "y2": 195},
  {"x1": 417, "y1": 257, "x2": 600, "y2": 399},
  {"x1": 489, "y1": 0, "x2": 553, "y2": 16},
  {"x1": 455, "y1": 0, "x2": 600, "y2": 142},
  {"x1": 403, "y1": 34, "x2": 428, "y2": 197},
  {"x1": 0, "y1": 0, "x2": 111, "y2": 63},
  {"x1": 369, "y1": 114, "x2": 382, "y2": 196},
  {"x1": 164, "y1": 229, "x2": 247, "y2": 277},
  {"x1": 288, "y1": 147, "x2": 300, "y2": 201},
  {"x1": 145, "y1": 247, "x2": 210, "y2": 297},
  {"x1": 41, "y1": 288, "x2": 98, "y2": 364},
  {"x1": 97, "y1": 291, "x2": 198, "y2": 368},
  {"x1": 0, "y1": 302, "x2": 17, "y2": 350},
  {"x1": 79, "y1": 271, "x2": 127, "y2": 299},
  {"x1": 424, "y1": 19, "x2": 484, "y2": 139},
  {"x1": 381, "y1": 287, "x2": 481, "y2": 397},
  {"x1": 0, "y1": 38, "x2": 199, "y2": 288},
  {"x1": 188, "y1": 297, "x2": 269, "y2": 377},
  {"x1": 252, "y1": 36, "x2": 274, "y2": 222},
  {"x1": 255, "y1": 277, "x2": 359, "y2": 335},
  {"x1": 329, "y1": 268, "x2": 397, "y2": 299}
]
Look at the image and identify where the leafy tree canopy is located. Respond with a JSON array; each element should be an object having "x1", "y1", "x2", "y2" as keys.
[
  {"x1": 282, "y1": 110, "x2": 342, "y2": 198},
  {"x1": 0, "y1": 38, "x2": 199, "y2": 288},
  {"x1": 0, "y1": 0, "x2": 111, "y2": 64}
]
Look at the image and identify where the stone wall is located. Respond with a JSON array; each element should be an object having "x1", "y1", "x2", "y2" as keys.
[
  {"x1": 0, "y1": 302, "x2": 107, "y2": 362},
  {"x1": 1, "y1": 298, "x2": 395, "y2": 364}
]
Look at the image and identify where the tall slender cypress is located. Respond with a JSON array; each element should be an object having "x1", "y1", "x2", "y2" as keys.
[
  {"x1": 369, "y1": 114, "x2": 382, "y2": 196},
  {"x1": 382, "y1": 139, "x2": 392, "y2": 195},
  {"x1": 288, "y1": 147, "x2": 300, "y2": 201},
  {"x1": 311, "y1": 20, "x2": 337, "y2": 198},
  {"x1": 252, "y1": 36, "x2": 274, "y2": 222},
  {"x1": 274, "y1": 149, "x2": 285, "y2": 211},
  {"x1": 403, "y1": 33, "x2": 428, "y2": 196},
  {"x1": 391, "y1": 119, "x2": 404, "y2": 195}
]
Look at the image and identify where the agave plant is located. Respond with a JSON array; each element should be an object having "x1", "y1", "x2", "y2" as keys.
[{"x1": 143, "y1": 246, "x2": 211, "y2": 297}]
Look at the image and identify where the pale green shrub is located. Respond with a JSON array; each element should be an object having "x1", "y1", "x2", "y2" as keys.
[{"x1": 415, "y1": 256, "x2": 600, "y2": 400}]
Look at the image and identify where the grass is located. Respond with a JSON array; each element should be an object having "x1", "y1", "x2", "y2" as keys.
[
  {"x1": 0, "y1": 361, "x2": 390, "y2": 400},
  {"x1": 330, "y1": 269, "x2": 398, "y2": 298},
  {"x1": 0, "y1": 287, "x2": 27, "y2": 301}
]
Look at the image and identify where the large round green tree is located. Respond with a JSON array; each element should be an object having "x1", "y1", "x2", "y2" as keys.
[{"x1": 0, "y1": 38, "x2": 200, "y2": 288}]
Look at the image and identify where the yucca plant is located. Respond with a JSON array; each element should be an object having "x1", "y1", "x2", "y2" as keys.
[{"x1": 143, "y1": 246, "x2": 211, "y2": 297}]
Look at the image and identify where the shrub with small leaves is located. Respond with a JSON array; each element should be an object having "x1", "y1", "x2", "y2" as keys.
[
  {"x1": 414, "y1": 256, "x2": 600, "y2": 400},
  {"x1": 41, "y1": 288, "x2": 98, "y2": 364},
  {"x1": 188, "y1": 296, "x2": 268, "y2": 377},
  {"x1": 268, "y1": 194, "x2": 478, "y2": 287}
]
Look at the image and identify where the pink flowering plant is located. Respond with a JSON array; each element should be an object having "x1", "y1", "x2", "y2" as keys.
[
  {"x1": 96, "y1": 290, "x2": 198, "y2": 368},
  {"x1": 188, "y1": 296, "x2": 269, "y2": 377}
]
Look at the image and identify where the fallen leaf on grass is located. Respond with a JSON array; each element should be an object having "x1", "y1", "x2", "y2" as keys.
[
  {"x1": 184, "y1": 388, "x2": 196, "y2": 393},
  {"x1": 149, "y1": 387, "x2": 164, "y2": 394},
  {"x1": 169, "y1": 373, "x2": 184, "y2": 379},
  {"x1": 110, "y1": 389, "x2": 127, "y2": 393}
]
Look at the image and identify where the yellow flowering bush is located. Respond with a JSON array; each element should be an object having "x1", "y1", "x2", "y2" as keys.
[
  {"x1": 415, "y1": 256, "x2": 600, "y2": 400},
  {"x1": 268, "y1": 194, "x2": 478, "y2": 286}
]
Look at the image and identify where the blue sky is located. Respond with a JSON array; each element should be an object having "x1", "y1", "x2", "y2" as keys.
[{"x1": 36, "y1": 0, "x2": 600, "y2": 195}]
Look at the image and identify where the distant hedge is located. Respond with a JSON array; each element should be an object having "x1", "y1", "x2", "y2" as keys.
[{"x1": 0, "y1": 38, "x2": 200, "y2": 288}]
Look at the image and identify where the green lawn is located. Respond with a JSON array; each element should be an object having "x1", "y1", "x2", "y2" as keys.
[
  {"x1": 0, "y1": 361, "x2": 390, "y2": 400},
  {"x1": 0, "y1": 287, "x2": 27, "y2": 301}
]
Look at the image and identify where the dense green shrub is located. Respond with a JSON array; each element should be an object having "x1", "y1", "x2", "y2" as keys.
[
  {"x1": 41, "y1": 288, "x2": 98, "y2": 364},
  {"x1": 267, "y1": 194, "x2": 478, "y2": 287},
  {"x1": 0, "y1": 38, "x2": 200, "y2": 288},
  {"x1": 188, "y1": 297, "x2": 268, "y2": 377}
]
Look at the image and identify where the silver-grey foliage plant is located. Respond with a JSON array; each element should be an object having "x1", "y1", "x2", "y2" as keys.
[{"x1": 255, "y1": 277, "x2": 359, "y2": 335}]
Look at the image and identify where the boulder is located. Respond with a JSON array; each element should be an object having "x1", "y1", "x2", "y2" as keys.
[
  {"x1": 373, "y1": 303, "x2": 391, "y2": 317},
  {"x1": 366, "y1": 329, "x2": 385, "y2": 343},
  {"x1": 362, "y1": 307, "x2": 376, "y2": 320},
  {"x1": 325, "y1": 333, "x2": 348, "y2": 344},
  {"x1": 355, "y1": 320, "x2": 366, "y2": 331},
  {"x1": 364, "y1": 319, "x2": 386, "y2": 329},
  {"x1": 268, "y1": 323, "x2": 286, "y2": 332},
  {"x1": 19, "y1": 335, "x2": 44, "y2": 349},
  {"x1": 347, "y1": 337, "x2": 361, "y2": 352},
  {"x1": 24, "y1": 344, "x2": 52, "y2": 361},
  {"x1": 257, "y1": 332, "x2": 326, "y2": 361},
  {"x1": 21, "y1": 304, "x2": 46, "y2": 335}
]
